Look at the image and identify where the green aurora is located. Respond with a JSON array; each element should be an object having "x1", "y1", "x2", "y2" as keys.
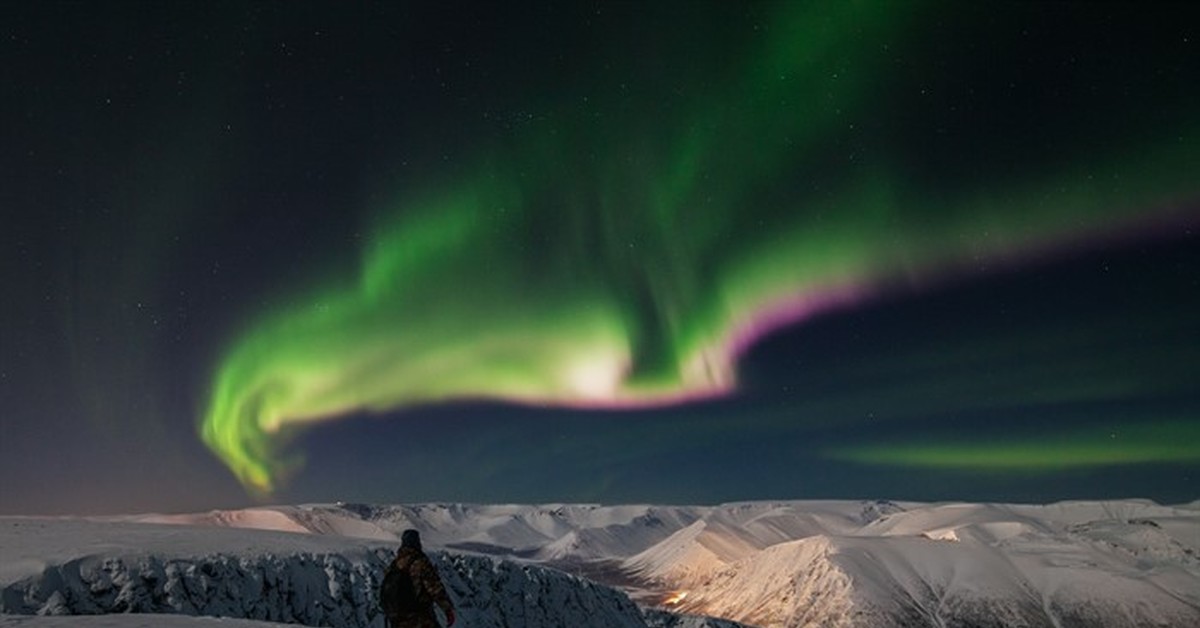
[
  {"x1": 829, "y1": 420, "x2": 1200, "y2": 470},
  {"x1": 199, "y1": 3, "x2": 1200, "y2": 493}
]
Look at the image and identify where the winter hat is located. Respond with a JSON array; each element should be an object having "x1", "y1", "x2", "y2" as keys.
[{"x1": 401, "y1": 529, "x2": 422, "y2": 550}]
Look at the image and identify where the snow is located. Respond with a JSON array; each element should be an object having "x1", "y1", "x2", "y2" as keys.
[
  {"x1": 0, "y1": 518, "x2": 654, "y2": 627},
  {"x1": 0, "y1": 615, "x2": 286, "y2": 627},
  {"x1": 645, "y1": 501, "x2": 1200, "y2": 627},
  {"x1": 3, "y1": 499, "x2": 1198, "y2": 627}
]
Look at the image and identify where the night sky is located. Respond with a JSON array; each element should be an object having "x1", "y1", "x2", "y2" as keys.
[{"x1": 2, "y1": 2, "x2": 1198, "y2": 515}]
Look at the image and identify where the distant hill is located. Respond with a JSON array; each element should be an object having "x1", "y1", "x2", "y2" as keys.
[{"x1": 4, "y1": 499, "x2": 1198, "y2": 627}]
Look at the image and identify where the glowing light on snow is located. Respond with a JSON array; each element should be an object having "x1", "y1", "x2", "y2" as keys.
[{"x1": 664, "y1": 591, "x2": 689, "y2": 606}]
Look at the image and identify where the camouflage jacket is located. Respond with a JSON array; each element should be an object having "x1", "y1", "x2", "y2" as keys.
[{"x1": 388, "y1": 547, "x2": 453, "y2": 620}]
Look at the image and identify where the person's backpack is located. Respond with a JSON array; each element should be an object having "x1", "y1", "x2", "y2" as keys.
[{"x1": 380, "y1": 561, "x2": 420, "y2": 616}]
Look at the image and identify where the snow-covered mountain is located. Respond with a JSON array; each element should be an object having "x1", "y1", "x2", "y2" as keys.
[
  {"x1": 5, "y1": 499, "x2": 1198, "y2": 627},
  {"x1": 0, "y1": 615, "x2": 745, "y2": 628},
  {"x1": 622, "y1": 501, "x2": 883, "y2": 591},
  {"x1": 0, "y1": 615, "x2": 296, "y2": 628},
  {"x1": 0, "y1": 518, "x2": 684, "y2": 628},
  {"x1": 638, "y1": 500, "x2": 1200, "y2": 627},
  {"x1": 125, "y1": 502, "x2": 706, "y2": 561}
]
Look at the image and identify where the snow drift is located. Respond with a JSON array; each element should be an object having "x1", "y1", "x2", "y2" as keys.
[
  {"x1": 0, "y1": 518, "x2": 655, "y2": 627},
  {"x1": 4, "y1": 499, "x2": 1199, "y2": 627}
]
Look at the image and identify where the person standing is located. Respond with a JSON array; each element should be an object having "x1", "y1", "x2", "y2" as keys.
[{"x1": 380, "y1": 529, "x2": 456, "y2": 627}]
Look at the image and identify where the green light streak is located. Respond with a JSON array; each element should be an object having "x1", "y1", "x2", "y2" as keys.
[
  {"x1": 200, "y1": 2, "x2": 1200, "y2": 493},
  {"x1": 827, "y1": 420, "x2": 1200, "y2": 471}
]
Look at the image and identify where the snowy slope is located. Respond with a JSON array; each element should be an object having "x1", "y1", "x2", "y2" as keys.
[
  {"x1": 623, "y1": 501, "x2": 896, "y2": 589},
  {"x1": 0, "y1": 518, "x2": 653, "y2": 628},
  {"x1": 0, "y1": 614, "x2": 285, "y2": 624},
  {"x1": 0, "y1": 612, "x2": 749, "y2": 628},
  {"x1": 656, "y1": 501, "x2": 1200, "y2": 627},
  {"x1": 0, "y1": 616, "x2": 286, "y2": 628},
  {"x1": 320, "y1": 502, "x2": 705, "y2": 562},
  {"x1": 126, "y1": 503, "x2": 704, "y2": 562},
  {"x1": 54, "y1": 499, "x2": 1200, "y2": 628}
]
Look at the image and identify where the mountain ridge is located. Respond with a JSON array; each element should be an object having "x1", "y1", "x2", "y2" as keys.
[{"x1": 24, "y1": 498, "x2": 1199, "y2": 627}]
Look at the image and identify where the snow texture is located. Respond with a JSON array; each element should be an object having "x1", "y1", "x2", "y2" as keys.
[
  {"x1": 0, "y1": 615, "x2": 283, "y2": 627},
  {"x1": 4, "y1": 499, "x2": 1199, "y2": 628},
  {"x1": 0, "y1": 519, "x2": 650, "y2": 627},
  {"x1": 652, "y1": 501, "x2": 1200, "y2": 628},
  {"x1": 642, "y1": 609, "x2": 754, "y2": 628}
]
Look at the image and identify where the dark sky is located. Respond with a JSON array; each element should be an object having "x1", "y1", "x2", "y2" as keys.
[{"x1": 2, "y1": 2, "x2": 1198, "y2": 515}]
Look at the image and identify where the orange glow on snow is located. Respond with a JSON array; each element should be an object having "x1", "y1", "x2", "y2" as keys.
[{"x1": 663, "y1": 590, "x2": 689, "y2": 605}]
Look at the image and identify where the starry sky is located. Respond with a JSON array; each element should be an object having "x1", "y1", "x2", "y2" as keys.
[{"x1": 2, "y1": 2, "x2": 1198, "y2": 515}]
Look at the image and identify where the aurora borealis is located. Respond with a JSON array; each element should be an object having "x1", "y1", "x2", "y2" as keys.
[{"x1": 2, "y1": 2, "x2": 1199, "y2": 513}]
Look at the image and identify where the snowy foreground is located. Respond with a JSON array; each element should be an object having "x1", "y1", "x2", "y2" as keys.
[{"x1": 2, "y1": 500, "x2": 1199, "y2": 627}]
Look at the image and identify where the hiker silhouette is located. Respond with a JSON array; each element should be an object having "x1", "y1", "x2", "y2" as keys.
[{"x1": 380, "y1": 529, "x2": 455, "y2": 627}]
